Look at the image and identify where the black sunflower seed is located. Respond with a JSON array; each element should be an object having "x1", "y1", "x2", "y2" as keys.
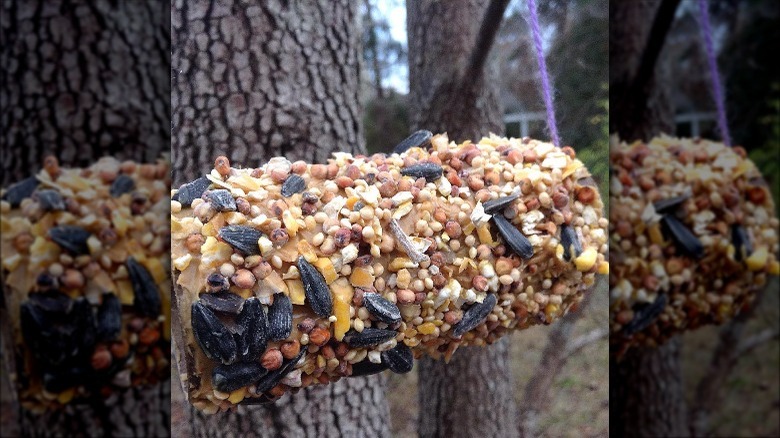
[
  {"x1": 110, "y1": 175, "x2": 136, "y2": 197},
  {"x1": 381, "y1": 342, "x2": 414, "y2": 374},
  {"x1": 400, "y1": 162, "x2": 443, "y2": 182},
  {"x1": 342, "y1": 328, "x2": 398, "y2": 348},
  {"x1": 97, "y1": 293, "x2": 122, "y2": 341},
  {"x1": 394, "y1": 130, "x2": 433, "y2": 154},
  {"x1": 491, "y1": 215, "x2": 533, "y2": 259},
  {"x1": 126, "y1": 257, "x2": 162, "y2": 317},
  {"x1": 28, "y1": 291, "x2": 72, "y2": 314},
  {"x1": 235, "y1": 297, "x2": 268, "y2": 362},
  {"x1": 452, "y1": 293, "x2": 497, "y2": 338},
  {"x1": 560, "y1": 224, "x2": 582, "y2": 261},
  {"x1": 349, "y1": 360, "x2": 389, "y2": 377},
  {"x1": 281, "y1": 174, "x2": 306, "y2": 197},
  {"x1": 43, "y1": 367, "x2": 89, "y2": 393},
  {"x1": 653, "y1": 195, "x2": 690, "y2": 213},
  {"x1": 212, "y1": 362, "x2": 268, "y2": 393},
  {"x1": 255, "y1": 350, "x2": 306, "y2": 393},
  {"x1": 483, "y1": 193, "x2": 520, "y2": 215},
  {"x1": 174, "y1": 176, "x2": 210, "y2": 207},
  {"x1": 297, "y1": 256, "x2": 332, "y2": 318},
  {"x1": 732, "y1": 224, "x2": 752, "y2": 262},
  {"x1": 219, "y1": 225, "x2": 263, "y2": 256},
  {"x1": 49, "y1": 225, "x2": 92, "y2": 255},
  {"x1": 207, "y1": 189, "x2": 237, "y2": 212},
  {"x1": 192, "y1": 301, "x2": 238, "y2": 365},
  {"x1": 661, "y1": 215, "x2": 704, "y2": 259},
  {"x1": 34, "y1": 190, "x2": 65, "y2": 211},
  {"x1": 363, "y1": 293, "x2": 401, "y2": 324},
  {"x1": 200, "y1": 291, "x2": 245, "y2": 315},
  {"x1": 623, "y1": 294, "x2": 667, "y2": 336},
  {"x1": 72, "y1": 297, "x2": 97, "y2": 358},
  {"x1": 2, "y1": 177, "x2": 39, "y2": 207},
  {"x1": 266, "y1": 294, "x2": 292, "y2": 341}
]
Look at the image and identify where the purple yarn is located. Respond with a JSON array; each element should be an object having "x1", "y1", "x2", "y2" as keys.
[
  {"x1": 527, "y1": 0, "x2": 560, "y2": 147},
  {"x1": 697, "y1": 0, "x2": 732, "y2": 146}
]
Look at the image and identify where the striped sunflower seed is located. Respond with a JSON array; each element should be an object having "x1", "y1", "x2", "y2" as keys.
[
  {"x1": 199, "y1": 291, "x2": 245, "y2": 315},
  {"x1": 255, "y1": 350, "x2": 305, "y2": 393},
  {"x1": 400, "y1": 162, "x2": 443, "y2": 182},
  {"x1": 126, "y1": 257, "x2": 162, "y2": 317},
  {"x1": 219, "y1": 225, "x2": 263, "y2": 256},
  {"x1": 49, "y1": 225, "x2": 92, "y2": 256},
  {"x1": 266, "y1": 294, "x2": 292, "y2": 341},
  {"x1": 297, "y1": 256, "x2": 332, "y2": 317},
  {"x1": 109, "y1": 175, "x2": 136, "y2": 197},
  {"x1": 622, "y1": 294, "x2": 667, "y2": 336},
  {"x1": 491, "y1": 215, "x2": 533, "y2": 259},
  {"x1": 731, "y1": 224, "x2": 752, "y2": 262},
  {"x1": 212, "y1": 362, "x2": 268, "y2": 393},
  {"x1": 235, "y1": 297, "x2": 268, "y2": 362},
  {"x1": 394, "y1": 130, "x2": 433, "y2": 154},
  {"x1": 206, "y1": 189, "x2": 237, "y2": 212},
  {"x1": 381, "y1": 342, "x2": 413, "y2": 374},
  {"x1": 192, "y1": 301, "x2": 238, "y2": 365},
  {"x1": 661, "y1": 215, "x2": 704, "y2": 259},
  {"x1": 452, "y1": 293, "x2": 497, "y2": 338},
  {"x1": 560, "y1": 224, "x2": 582, "y2": 261},
  {"x1": 281, "y1": 174, "x2": 306, "y2": 197},
  {"x1": 349, "y1": 360, "x2": 389, "y2": 377},
  {"x1": 2, "y1": 177, "x2": 39, "y2": 207},
  {"x1": 97, "y1": 293, "x2": 122, "y2": 341},
  {"x1": 33, "y1": 190, "x2": 65, "y2": 212},
  {"x1": 174, "y1": 176, "x2": 210, "y2": 207},
  {"x1": 342, "y1": 328, "x2": 397, "y2": 348},
  {"x1": 363, "y1": 293, "x2": 401, "y2": 324},
  {"x1": 483, "y1": 193, "x2": 519, "y2": 215}
]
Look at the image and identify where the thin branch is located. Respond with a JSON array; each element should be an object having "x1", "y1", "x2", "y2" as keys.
[
  {"x1": 689, "y1": 287, "x2": 773, "y2": 436},
  {"x1": 461, "y1": 0, "x2": 511, "y2": 90},
  {"x1": 519, "y1": 276, "x2": 605, "y2": 437},
  {"x1": 628, "y1": 0, "x2": 681, "y2": 103},
  {"x1": 565, "y1": 327, "x2": 609, "y2": 357},
  {"x1": 736, "y1": 328, "x2": 779, "y2": 357}
]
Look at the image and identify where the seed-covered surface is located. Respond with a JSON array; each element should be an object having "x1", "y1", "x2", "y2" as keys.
[
  {"x1": 0, "y1": 157, "x2": 171, "y2": 412},
  {"x1": 171, "y1": 134, "x2": 608, "y2": 413},
  {"x1": 609, "y1": 136, "x2": 779, "y2": 355}
]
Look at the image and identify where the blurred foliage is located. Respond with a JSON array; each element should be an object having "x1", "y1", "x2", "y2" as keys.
[
  {"x1": 748, "y1": 82, "x2": 780, "y2": 215},
  {"x1": 547, "y1": 0, "x2": 609, "y2": 151},
  {"x1": 577, "y1": 91, "x2": 609, "y2": 211},
  {"x1": 361, "y1": 0, "x2": 406, "y2": 98},
  {"x1": 363, "y1": 90, "x2": 409, "y2": 154}
]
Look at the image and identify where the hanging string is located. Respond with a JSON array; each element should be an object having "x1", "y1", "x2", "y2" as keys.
[
  {"x1": 696, "y1": 0, "x2": 732, "y2": 146},
  {"x1": 527, "y1": 0, "x2": 560, "y2": 147}
]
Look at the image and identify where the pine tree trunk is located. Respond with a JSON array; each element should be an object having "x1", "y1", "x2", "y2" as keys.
[
  {"x1": 171, "y1": 1, "x2": 391, "y2": 435},
  {"x1": 0, "y1": 0, "x2": 170, "y2": 186},
  {"x1": 407, "y1": 1, "x2": 516, "y2": 436},
  {"x1": 0, "y1": 1, "x2": 171, "y2": 436},
  {"x1": 609, "y1": 1, "x2": 687, "y2": 436}
]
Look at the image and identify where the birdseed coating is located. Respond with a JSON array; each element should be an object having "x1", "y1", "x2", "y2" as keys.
[
  {"x1": 171, "y1": 133, "x2": 609, "y2": 413},
  {"x1": 0, "y1": 157, "x2": 171, "y2": 413},
  {"x1": 608, "y1": 136, "x2": 779, "y2": 355}
]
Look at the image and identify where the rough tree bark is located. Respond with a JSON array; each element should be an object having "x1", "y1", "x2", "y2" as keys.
[
  {"x1": 171, "y1": 0, "x2": 365, "y2": 186},
  {"x1": 0, "y1": 1, "x2": 171, "y2": 436},
  {"x1": 407, "y1": 1, "x2": 517, "y2": 437},
  {"x1": 609, "y1": 1, "x2": 688, "y2": 437},
  {"x1": 0, "y1": 0, "x2": 170, "y2": 187},
  {"x1": 171, "y1": 1, "x2": 391, "y2": 436}
]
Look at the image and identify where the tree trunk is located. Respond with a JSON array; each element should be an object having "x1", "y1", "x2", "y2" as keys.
[
  {"x1": 609, "y1": 0, "x2": 677, "y2": 143},
  {"x1": 609, "y1": 1, "x2": 687, "y2": 436},
  {"x1": 171, "y1": 1, "x2": 391, "y2": 435},
  {"x1": 407, "y1": 1, "x2": 516, "y2": 437},
  {"x1": 0, "y1": 1, "x2": 171, "y2": 436},
  {"x1": 610, "y1": 337, "x2": 688, "y2": 438},
  {"x1": 171, "y1": 0, "x2": 365, "y2": 186},
  {"x1": 0, "y1": 0, "x2": 170, "y2": 186}
]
